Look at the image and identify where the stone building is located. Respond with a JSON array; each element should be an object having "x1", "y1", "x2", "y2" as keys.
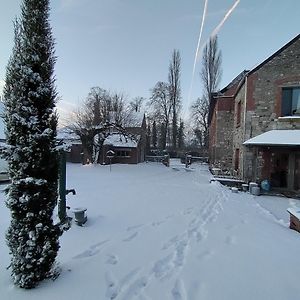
[
  {"x1": 208, "y1": 71, "x2": 248, "y2": 172},
  {"x1": 209, "y1": 34, "x2": 300, "y2": 192}
]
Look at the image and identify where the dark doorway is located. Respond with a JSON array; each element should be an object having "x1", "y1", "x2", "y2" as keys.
[{"x1": 270, "y1": 152, "x2": 288, "y2": 188}]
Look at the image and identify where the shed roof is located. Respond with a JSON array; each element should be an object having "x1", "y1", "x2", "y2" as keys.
[
  {"x1": 243, "y1": 130, "x2": 300, "y2": 147},
  {"x1": 103, "y1": 133, "x2": 139, "y2": 148}
]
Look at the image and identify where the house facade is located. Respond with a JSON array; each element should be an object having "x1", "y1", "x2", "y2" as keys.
[
  {"x1": 60, "y1": 112, "x2": 147, "y2": 165},
  {"x1": 209, "y1": 34, "x2": 300, "y2": 192},
  {"x1": 100, "y1": 112, "x2": 146, "y2": 165},
  {"x1": 209, "y1": 71, "x2": 248, "y2": 172}
]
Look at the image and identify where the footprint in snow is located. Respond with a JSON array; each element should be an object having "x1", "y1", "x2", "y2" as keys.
[
  {"x1": 123, "y1": 232, "x2": 138, "y2": 242},
  {"x1": 106, "y1": 254, "x2": 119, "y2": 265},
  {"x1": 241, "y1": 219, "x2": 249, "y2": 224},
  {"x1": 105, "y1": 271, "x2": 119, "y2": 300},
  {"x1": 197, "y1": 250, "x2": 215, "y2": 261},
  {"x1": 183, "y1": 207, "x2": 194, "y2": 215},
  {"x1": 172, "y1": 279, "x2": 187, "y2": 300},
  {"x1": 72, "y1": 239, "x2": 110, "y2": 259},
  {"x1": 120, "y1": 276, "x2": 149, "y2": 300},
  {"x1": 127, "y1": 224, "x2": 144, "y2": 231},
  {"x1": 151, "y1": 220, "x2": 166, "y2": 227},
  {"x1": 225, "y1": 235, "x2": 237, "y2": 245},
  {"x1": 105, "y1": 268, "x2": 141, "y2": 300}
]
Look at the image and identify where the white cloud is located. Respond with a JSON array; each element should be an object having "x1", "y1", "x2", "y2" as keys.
[{"x1": 56, "y1": 100, "x2": 79, "y2": 127}]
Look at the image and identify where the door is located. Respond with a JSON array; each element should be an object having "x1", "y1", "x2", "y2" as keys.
[{"x1": 270, "y1": 152, "x2": 288, "y2": 188}]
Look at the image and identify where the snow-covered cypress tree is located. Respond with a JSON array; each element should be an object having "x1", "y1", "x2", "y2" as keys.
[{"x1": 3, "y1": 0, "x2": 61, "y2": 289}]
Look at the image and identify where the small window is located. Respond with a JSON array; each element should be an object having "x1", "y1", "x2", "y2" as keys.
[
  {"x1": 234, "y1": 148, "x2": 240, "y2": 171},
  {"x1": 281, "y1": 87, "x2": 300, "y2": 116},
  {"x1": 115, "y1": 150, "x2": 131, "y2": 157},
  {"x1": 236, "y1": 101, "x2": 242, "y2": 127}
]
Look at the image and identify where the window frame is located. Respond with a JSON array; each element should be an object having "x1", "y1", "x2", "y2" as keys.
[{"x1": 281, "y1": 86, "x2": 300, "y2": 117}]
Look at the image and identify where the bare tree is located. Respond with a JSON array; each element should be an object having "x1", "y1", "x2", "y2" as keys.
[
  {"x1": 149, "y1": 81, "x2": 172, "y2": 149},
  {"x1": 168, "y1": 49, "x2": 181, "y2": 150},
  {"x1": 201, "y1": 36, "x2": 222, "y2": 101},
  {"x1": 191, "y1": 35, "x2": 222, "y2": 148},
  {"x1": 68, "y1": 87, "x2": 134, "y2": 163},
  {"x1": 190, "y1": 97, "x2": 209, "y2": 147},
  {"x1": 130, "y1": 96, "x2": 145, "y2": 112}
]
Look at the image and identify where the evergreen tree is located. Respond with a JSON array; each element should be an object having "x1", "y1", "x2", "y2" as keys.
[
  {"x1": 152, "y1": 120, "x2": 157, "y2": 149},
  {"x1": 177, "y1": 120, "x2": 185, "y2": 150},
  {"x1": 146, "y1": 123, "x2": 151, "y2": 154},
  {"x1": 159, "y1": 123, "x2": 167, "y2": 150},
  {"x1": 168, "y1": 49, "x2": 181, "y2": 150},
  {"x1": 3, "y1": 0, "x2": 61, "y2": 288}
]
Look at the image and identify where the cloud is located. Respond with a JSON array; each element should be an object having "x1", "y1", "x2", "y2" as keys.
[{"x1": 56, "y1": 99, "x2": 79, "y2": 126}]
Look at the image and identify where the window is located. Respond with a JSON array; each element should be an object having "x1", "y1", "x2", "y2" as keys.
[
  {"x1": 236, "y1": 101, "x2": 242, "y2": 126},
  {"x1": 281, "y1": 87, "x2": 300, "y2": 116},
  {"x1": 234, "y1": 148, "x2": 240, "y2": 171},
  {"x1": 115, "y1": 150, "x2": 131, "y2": 157}
]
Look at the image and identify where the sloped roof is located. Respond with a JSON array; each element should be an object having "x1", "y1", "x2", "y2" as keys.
[
  {"x1": 57, "y1": 127, "x2": 80, "y2": 141},
  {"x1": 243, "y1": 130, "x2": 300, "y2": 146},
  {"x1": 219, "y1": 70, "x2": 249, "y2": 95},
  {"x1": 124, "y1": 111, "x2": 145, "y2": 127},
  {"x1": 248, "y1": 34, "x2": 300, "y2": 75},
  {"x1": 208, "y1": 70, "x2": 248, "y2": 125},
  {"x1": 103, "y1": 133, "x2": 139, "y2": 148}
]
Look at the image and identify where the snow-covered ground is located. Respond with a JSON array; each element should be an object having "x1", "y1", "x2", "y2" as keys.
[{"x1": 1, "y1": 160, "x2": 300, "y2": 300}]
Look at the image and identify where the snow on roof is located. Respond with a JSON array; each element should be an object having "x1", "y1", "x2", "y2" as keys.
[
  {"x1": 103, "y1": 133, "x2": 139, "y2": 148},
  {"x1": 125, "y1": 111, "x2": 145, "y2": 127},
  {"x1": 57, "y1": 127, "x2": 80, "y2": 141},
  {"x1": 243, "y1": 130, "x2": 300, "y2": 146}
]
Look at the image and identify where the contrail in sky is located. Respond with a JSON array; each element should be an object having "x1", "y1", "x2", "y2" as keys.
[
  {"x1": 197, "y1": 0, "x2": 241, "y2": 62},
  {"x1": 210, "y1": 0, "x2": 240, "y2": 40},
  {"x1": 192, "y1": 0, "x2": 208, "y2": 79},
  {"x1": 186, "y1": 0, "x2": 208, "y2": 116},
  {"x1": 185, "y1": 0, "x2": 240, "y2": 116}
]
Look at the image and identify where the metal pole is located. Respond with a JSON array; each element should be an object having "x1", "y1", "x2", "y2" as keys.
[{"x1": 58, "y1": 151, "x2": 67, "y2": 222}]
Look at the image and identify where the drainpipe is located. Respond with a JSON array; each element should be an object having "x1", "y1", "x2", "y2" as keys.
[{"x1": 242, "y1": 75, "x2": 248, "y2": 180}]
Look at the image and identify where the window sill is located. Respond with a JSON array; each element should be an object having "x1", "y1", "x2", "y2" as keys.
[{"x1": 278, "y1": 116, "x2": 300, "y2": 122}]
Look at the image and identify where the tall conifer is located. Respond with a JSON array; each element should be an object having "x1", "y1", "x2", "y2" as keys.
[{"x1": 3, "y1": 0, "x2": 61, "y2": 288}]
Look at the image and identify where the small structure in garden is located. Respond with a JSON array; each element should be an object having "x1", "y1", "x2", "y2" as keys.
[
  {"x1": 72, "y1": 207, "x2": 88, "y2": 226},
  {"x1": 287, "y1": 208, "x2": 300, "y2": 233}
]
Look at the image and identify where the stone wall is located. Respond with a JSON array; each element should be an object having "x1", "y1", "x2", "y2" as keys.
[
  {"x1": 241, "y1": 36, "x2": 300, "y2": 181},
  {"x1": 214, "y1": 109, "x2": 234, "y2": 170},
  {"x1": 209, "y1": 96, "x2": 235, "y2": 171}
]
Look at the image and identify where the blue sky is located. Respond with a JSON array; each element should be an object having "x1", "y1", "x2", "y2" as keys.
[{"x1": 0, "y1": 0, "x2": 299, "y2": 123}]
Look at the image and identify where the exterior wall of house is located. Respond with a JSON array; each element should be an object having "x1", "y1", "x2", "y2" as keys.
[
  {"x1": 101, "y1": 144, "x2": 140, "y2": 164},
  {"x1": 209, "y1": 109, "x2": 217, "y2": 163},
  {"x1": 66, "y1": 144, "x2": 83, "y2": 163},
  {"x1": 235, "y1": 36, "x2": 300, "y2": 184},
  {"x1": 209, "y1": 81, "x2": 242, "y2": 171},
  {"x1": 213, "y1": 98, "x2": 234, "y2": 171}
]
